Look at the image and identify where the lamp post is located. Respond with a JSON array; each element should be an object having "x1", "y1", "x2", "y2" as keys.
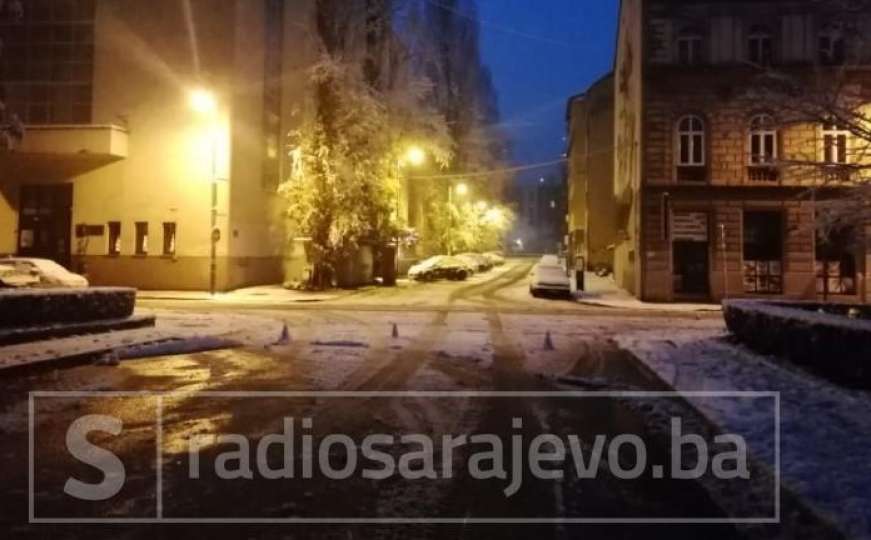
[{"x1": 190, "y1": 88, "x2": 219, "y2": 296}]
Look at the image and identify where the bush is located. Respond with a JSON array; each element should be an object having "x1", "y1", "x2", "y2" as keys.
[
  {"x1": 0, "y1": 288, "x2": 136, "y2": 328},
  {"x1": 723, "y1": 299, "x2": 871, "y2": 387}
]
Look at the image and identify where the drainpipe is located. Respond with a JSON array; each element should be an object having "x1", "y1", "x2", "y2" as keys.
[{"x1": 719, "y1": 223, "x2": 728, "y2": 301}]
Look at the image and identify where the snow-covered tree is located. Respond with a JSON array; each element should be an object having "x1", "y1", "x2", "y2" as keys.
[
  {"x1": 280, "y1": 0, "x2": 453, "y2": 288},
  {"x1": 0, "y1": 0, "x2": 24, "y2": 150}
]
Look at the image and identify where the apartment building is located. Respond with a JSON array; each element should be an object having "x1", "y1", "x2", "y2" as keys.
[
  {"x1": 613, "y1": 0, "x2": 871, "y2": 302},
  {"x1": 0, "y1": 0, "x2": 316, "y2": 290},
  {"x1": 566, "y1": 73, "x2": 619, "y2": 274}
]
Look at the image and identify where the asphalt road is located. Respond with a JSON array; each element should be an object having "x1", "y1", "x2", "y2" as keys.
[{"x1": 0, "y1": 261, "x2": 798, "y2": 539}]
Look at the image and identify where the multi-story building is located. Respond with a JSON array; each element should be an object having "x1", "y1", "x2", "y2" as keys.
[
  {"x1": 566, "y1": 73, "x2": 619, "y2": 274},
  {"x1": 613, "y1": 0, "x2": 871, "y2": 302},
  {"x1": 0, "y1": 0, "x2": 316, "y2": 290}
]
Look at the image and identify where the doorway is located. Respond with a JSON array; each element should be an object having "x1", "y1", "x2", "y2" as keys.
[
  {"x1": 17, "y1": 185, "x2": 73, "y2": 268},
  {"x1": 672, "y1": 211, "x2": 710, "y2": 296}
]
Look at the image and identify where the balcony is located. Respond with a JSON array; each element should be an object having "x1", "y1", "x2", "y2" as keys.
[
  {"x1": 0, "y1": 124, "x2": 128, "y2": 179},
  {"x1": 747, "y1": 166, "x2": 780, "y2": 183}
]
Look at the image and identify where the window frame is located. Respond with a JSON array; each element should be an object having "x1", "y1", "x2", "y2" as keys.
[
  {"x1": 742, "y1": 210, "x2": 785, "y2": 295},
  {"x1": 818, "y1": 26, "x2": 846, "y2": 65},
  {"x1": 134, "y1": 221, "x2": 149, "y2": 256},
  {"x1": 747, "y1": 26, "x2": 773, "y2": 66},
  {"x1": 676, "y1": 34, "x2": 703, "y2": 65},
  {"x1": 676, "y1": 115, "x2": 706, "y2": 167},
  {"x1": 162, "y1": 222, "x2": 177, "y2": 257},
  {"x1": 107, "y1": 221, "x2": 121, "y2": 256},
  {"x1": 821, "y1": 121, "x2": 850, "y2": 165},
  {"x1": 748, "y1": 114, "x2": 778, "y2": 165}
]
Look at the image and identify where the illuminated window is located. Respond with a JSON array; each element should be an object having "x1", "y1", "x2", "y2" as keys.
[
  {"x1": 162, "y1": 222, "x2": 176, "y2": 256},
  {"x1": 107, "y1": 221, "x2": 121, "y2": 256},
  {"x1": 816, "y1": 226, "x2": 857, "y2": 296},
  {"x1": 822, "y1": 121, "x2": 850, "y2": 164},
  {"x1": 135, "y1": 222, "x2": 148, "y2": 256}
]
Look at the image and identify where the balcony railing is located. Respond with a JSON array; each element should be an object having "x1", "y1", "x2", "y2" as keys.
[{"x1": 747, "y1": 166, "x2": 780, "y2": 183}]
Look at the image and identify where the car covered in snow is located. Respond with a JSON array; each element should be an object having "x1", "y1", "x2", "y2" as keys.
[
  {"x1": 408, "y1": 256, "x2": 473, "y2": 282},
  {"x1": 483, "y1": 251, "x2": 506, "y2": 266},
  {"x1": 456, "y1": 253, "x2": 493, "y2": 273},
  {"x1": 529, "y1": 255, "x2": 571, "y2": 298},
  {"x1": 0, "y1": 258, "x2": 89, "y2": 289}
]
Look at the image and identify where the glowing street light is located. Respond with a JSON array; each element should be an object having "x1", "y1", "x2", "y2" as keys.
[
  {"x1": 188, "y1": 87, "x2": 220, "y2": 296},
  {"x1": 190, "y1": 88, "x2": 217, "y2": 115},
  {"x1": 405, "y1": 146, "x2": 426, "y2": 167},
  {"x1": 454, "y1": 182, "x2": 469, "y2": 197}
]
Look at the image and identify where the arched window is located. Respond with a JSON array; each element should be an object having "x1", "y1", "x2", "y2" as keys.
[
  {"x1": 747, "y1": 25, "x2": 773, "y2": 65},
  {"x1": 822, "y1": 120, "x2": 849, "y2": 164},
  {"x1": 677, "y1": 115, "x2": 705, "y2": 166},
  {"x1": 677, "y1": 28, "x2": 704, "y2": 65},
  {"x1": 749, "y1": 114, "x2": 777, "y2": 165}
]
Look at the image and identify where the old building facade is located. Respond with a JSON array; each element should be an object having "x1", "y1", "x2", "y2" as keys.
[
  {"x1": 614, "y1": 0, "x2": 871, "y2": 303},
  {"x1": 566, "y1": 73, "x2": 619, "y2": 274},
  {"x1": 0, "y1": 0, "x2": 317, "y2": 290}
]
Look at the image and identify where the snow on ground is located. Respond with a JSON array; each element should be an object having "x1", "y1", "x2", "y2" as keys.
[
  {"x1": 577, "y1": 274, "x2": 722, "y2": 312},
  {"x1": 436, "y1": 313, "x2": 493, "y2": 368},
  {"x1": 617, "y1": 328, "x2": 871, "y2": 540}
]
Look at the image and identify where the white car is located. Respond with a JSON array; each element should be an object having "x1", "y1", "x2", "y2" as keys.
[
  {"x1": 529, "y1": 255, "x2": 571, "y2": 298},
  {"x1": 0, "y1": 258, "x2": 89, "y2": 288}
]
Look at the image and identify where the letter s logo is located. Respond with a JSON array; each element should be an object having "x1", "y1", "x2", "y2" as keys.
[{"x1": 63, "y1": 415, "x2": 126, "y2": 501}]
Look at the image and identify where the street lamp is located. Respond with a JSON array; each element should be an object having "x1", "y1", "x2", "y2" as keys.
[
  {"x1": 405, "y1": 145, "x2": 426, "y2": 167},
  {"x1": 190, "y1": 88, "x2": 220, "y2": 296}
]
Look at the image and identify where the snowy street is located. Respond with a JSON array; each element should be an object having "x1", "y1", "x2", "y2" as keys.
[{"x1": 2, "y1": 258, "x2": 850, "y2": 539}]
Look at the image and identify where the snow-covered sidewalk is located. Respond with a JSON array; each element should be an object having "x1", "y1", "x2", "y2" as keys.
[
  {"x1": 618, "y1": 328, "x2": 871, "y2": 540},
  {"x1": 0, "y1": 310, "x2": 286, "y2": 372},
  {"x1": 576, "y1": 274, "x2": 722, "y2": 312},
  {"x1": 137, "y1": 286, "x2": 348, "y2": 304}
]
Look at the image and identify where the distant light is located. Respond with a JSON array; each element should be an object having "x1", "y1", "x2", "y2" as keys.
[
  {"x1": 455, "y1": 183, "x2": 469, "y2": 196},
  {"x1": 550, "y1": 200, "x2": 556, "y2": 209},
  {"x1": 539, "y1": 177, "x2": 545, "y2": 184},
  {"x1": 485, "y1": 208, "x2": 504, "y2": 225},
  {"x1": 405, "y1": 146, "x2": 426, "y2": 167},
  {"x1": 190, "y1": 88, "x2": 217, "y2": 114}
]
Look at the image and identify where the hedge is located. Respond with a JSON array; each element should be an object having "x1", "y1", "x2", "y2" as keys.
[{"x1": 0, "y1": 288, "x2": 137, "y2": 328}]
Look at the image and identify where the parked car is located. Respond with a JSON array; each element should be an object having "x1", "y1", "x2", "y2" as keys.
[
  {"x1": 409, "y1": 256, "x2": 472, "y2": 282},
  {"x1": 529, "y1": 255, "x2": 571, "y2": 298},
  {"x1": 456, "y1": 253, "x2": 493, "y2": 273},
  {"x1": 483, "y1": 251, "x2": 506, "y2": 266},
  {"x1": 0, "y1": 258, "x2": 89, "y2": 288}
]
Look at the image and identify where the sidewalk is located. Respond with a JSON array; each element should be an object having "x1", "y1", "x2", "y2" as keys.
[
  {"x1": 0, "y1": 310, "x2": 285, "y2": 373},
  {"x1": 617, "y1": 328, "x2": 871, "y2": 540},
  {"x1": 137, "y1": 285, "x2": 349, "y2": 304},
  {"x1": 576, "y1": 274, "x2": 722, "y2": 312}
]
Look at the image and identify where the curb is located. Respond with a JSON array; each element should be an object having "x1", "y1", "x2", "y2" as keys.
[{"x1": 0, "y1": 315, "x2": 156, "y2": 346}]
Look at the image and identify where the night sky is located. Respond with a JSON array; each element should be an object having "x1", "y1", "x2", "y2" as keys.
[{"x1": 477, "y1": 0, "x2": 619, "y2": 184}]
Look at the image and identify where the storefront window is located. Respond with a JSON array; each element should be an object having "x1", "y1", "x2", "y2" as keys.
[{"x1": 743, "y1": 211, "x2": 783, "y2": 294}]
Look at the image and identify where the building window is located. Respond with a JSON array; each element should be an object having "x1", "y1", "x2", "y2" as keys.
[
  {"x1": 749, "y1": 114, "x2": 778, "y2": 165},
  {"x1": 748, "y1": 26, "x2": 773, "y2": 65},
  {"x1": 107, "y1": 221, "x2": 121, "y2": 256},
  {"x1": 162, "y1": 222, "x2": 177, "y2": 256},
  {"x1": 677, "y1": 30, "x2": 703, "y2": 65},
  {"x1": 816, "y1": 226, "x2": 857, "y2": 296},
  {"x1": 0, "y1": 0, "x2": 96, "y2": 124},
  {"x1": 135, "y1": 222, "x2": 148, "y2": 256},
  {"x1": 743, "y1": 211, "x2": 783, "y2": 294},
  {"x1": 818, "y1": 25, "x2": 846, "y2": 65},
  {"x1": 676, "y1": 115, "x2": 706, "y2": 181},
  {"x1": 822, "y1": 120, "x2": 850, "y2": 164}
]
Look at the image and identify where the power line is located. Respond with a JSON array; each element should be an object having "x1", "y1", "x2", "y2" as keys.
[
  {"x1": 409, "y1": 158, "x2": 567, "y2": 180},
  {"x1": 422, "y1": 0, "x2": 584, "y2": 50}
]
